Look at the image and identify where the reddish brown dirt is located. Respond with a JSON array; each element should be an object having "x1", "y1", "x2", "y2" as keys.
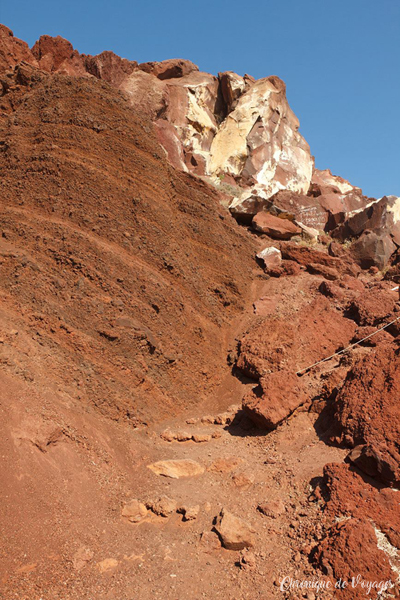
[
  {"x1": 0, "y1": 67, "x2": 257, "y2": 425},
  {"x1": 1, "y1": 27, "x2": 400, "y2": 600}
]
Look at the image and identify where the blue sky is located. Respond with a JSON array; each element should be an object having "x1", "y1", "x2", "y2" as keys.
[{"x1": 1, "y1": 0, "x2": 399, "y2": 197}]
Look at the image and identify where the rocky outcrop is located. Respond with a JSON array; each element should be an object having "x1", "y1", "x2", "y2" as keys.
[
  {"x1": 31, "y1": 35, "x2": 87, "y2": 75},
  {"x1": 4, "y1": 26, "x2": 392, "y2": 265},
  {"x1": 0, "y1": 25, "x2": 38, "y2": 72},
  {"x1": 327, "y1": 343, "x2": 400, "y2": 485},
  {"x1": 0, "y1": 29, "x2": 316, "y2": 212},
  {"x1": 312, "y1": 463, "x2": 400, "y2": 598},
  {"x1": 138, "y1": 58, "x2": 198, "y2": 80},
  {"x1": 208, "y1": 76, "x2": 313, "y2": 198},
  {"x1": 313, "y1": 519, "x2": 394, "y2": 599},
  {"x1": 236, "y1": 295, "x2": 356, "y2": 381},
  {"x1": 311, "y1": 168, "x2": 362, "y2": 195}
]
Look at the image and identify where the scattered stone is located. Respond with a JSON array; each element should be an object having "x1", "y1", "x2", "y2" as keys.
[
  {"x1": 160, "y1": 429, "x2": 175, "y2": 442},
  {"x1": 121, "y1": 499, "x2": 148, "y2": 523},
  {"x1": 232, "y1": 472, "x2": 255, "y2": 490},
  {"x1": 214, "y1": 412, "x2": 234, "y2": 425},
  {"x1": 201, "y1": 415, "x2": 214, "y2": 424},
  {"x1": 192, "y1": 433, "x2": 212, "y2": 443},
  {"x1": 256, "y1": 246, "x2": 282, "y2": 270},
  {"x1": 179, "y1": 505, "x2": 200, "y2": 521},
  {"x1": 147, "y1": 496, "x2": 177, "y2": 517},
  {"x1": 214, "y1": 508, "x2": 255, "y2": 550},
  {"x1": 176, "y1": 431, "x2": 192, "y2": 442},
  {"x1": 239, "y1": 549, "x2": 257, "y2": 570},
  {"x1": 211, "y1": 431, "x2": 222, "y2": 439},
  {"x1": 293, "y1": 551, "x2": 301, "y2": 563},
  {"x1": 257, "y1": 500, "x2": 286, "y2": 518},
  {"x1": 148, "y1": 459, "x2": 205, "y2": 479},
  {"x1": 185, "y1": 418, "x2": 197, "y2": 425},
  {"x1": 199, "y1": 531, "x2": 221, "y2": 552}
]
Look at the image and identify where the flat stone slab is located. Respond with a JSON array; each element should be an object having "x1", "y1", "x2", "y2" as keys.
[{"x1": 147, "y1": 459, "x2": 205, "y2": 479}]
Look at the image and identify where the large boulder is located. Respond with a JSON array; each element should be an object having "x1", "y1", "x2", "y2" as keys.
[
  {"x1": 332, "y1": 196, "x2": 400, "y2": 269},
  {"x1": 327, "y1": 343, "x2": 400, "y2": 486},
  {"x1": 268, "y1": 189, "x2": 328, "y2": 230},
  {"x1": 280, "y1": 242, "x2": 360, "y2": 277},
  {"x1": 214, "y1": 508, "x2": 255, "y2": 550},
  {"x1": 252, "y1": 212, "x2": 301, "y2": 239},
  {"x1": 350, "y1": 230, "x2": 396, "y2": 270},
  {"x1": 236, "y1": 296, "x2": 356, "y2": 380},
  {"x1": 256, "y1": 246, "x2": 282, "y2": 269},
  {"x1": 242, "y1": 370, "x2": 308, "y2": 429}
]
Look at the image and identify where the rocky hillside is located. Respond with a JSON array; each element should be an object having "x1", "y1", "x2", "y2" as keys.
[{"x1": 1, "y1": 25, "x2": 399, "y2": 600}]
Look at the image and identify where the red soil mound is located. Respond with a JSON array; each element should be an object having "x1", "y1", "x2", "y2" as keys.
[{"x1": 0, "y1": 66, "x2": 256, "y2": 424}]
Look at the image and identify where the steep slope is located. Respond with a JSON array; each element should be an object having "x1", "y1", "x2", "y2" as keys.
[
  {"x1": 1, "y1": 26, "x2": 400, "y2": 600},
  {"x1": 0, "y1": 64, "x2": 257, "y2": 424}
]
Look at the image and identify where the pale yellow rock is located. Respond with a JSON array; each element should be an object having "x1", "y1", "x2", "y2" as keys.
[
  {"x1": 148, "y1": 458, "x2": 205, "y2": 479},
  {"x1": 208, "y1": 77, "x2": 312, "y2": 199},
  {"x1": 296, "y1": 222, "x2": 320, "y2": 243}
]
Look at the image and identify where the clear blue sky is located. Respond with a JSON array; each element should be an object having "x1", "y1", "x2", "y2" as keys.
[{"x1": 1, "y1": 0, "x2": 399, "y2": 197}]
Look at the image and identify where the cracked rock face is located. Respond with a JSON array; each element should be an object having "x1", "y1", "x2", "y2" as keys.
[{"x1": 209, "y1": 76, "x2": 313, "y2": 199}]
